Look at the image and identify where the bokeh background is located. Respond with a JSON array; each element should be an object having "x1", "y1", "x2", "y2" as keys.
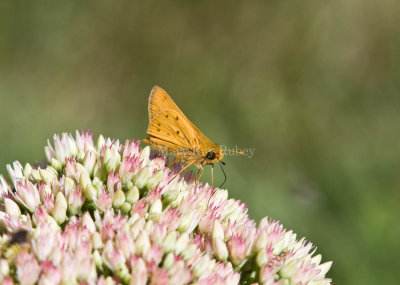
[{"x1": 1, "y1": 1, "x2": 399, "y2": 284}]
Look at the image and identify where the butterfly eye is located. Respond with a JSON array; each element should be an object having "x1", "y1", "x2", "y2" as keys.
[{"x1": 206, "y1": 151, "x2": 216, "y2": 160}]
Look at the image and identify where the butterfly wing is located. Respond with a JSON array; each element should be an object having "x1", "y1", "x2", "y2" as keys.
[
  {"x1": 146, "y1": 86, "x2": 217, "y2": 161},
  {"x1": 147, "y1": 109, "x2": 198, "y2": 149}
]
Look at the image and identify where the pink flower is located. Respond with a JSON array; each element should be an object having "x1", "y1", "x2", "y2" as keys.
[
  {"x1": 15, "y1": 251, "x2": 41, "y2": 285},
  {"x1": 39, "y1": 261, "x2": 62, "y2": 285},
  {"x1": 6, "y1": 161, "x2": 24, "y2": 183},
  {"x1": 131, "y1": 200, "x2": 148, "y2": 218},
  {"x1": 144, "y1": 245, "x2": 163, "y2": 265},
  {"x1": 198, "y1": 205, "x2": 220, "y2": 235},
  {"x1": 149, "y1": 268, "x2": 169, "y2": 285},
  {"x1": 150, "y1": 222, "x2": 167, "y2": 244},
  {"x1": 2, "y1": 277, "x2": 14, "y2": 285},
  {"x1": 107, "y1": 171, "x2": 122, "y2": 194},
  {"x1": 75, "y1": 130, "x2": 94, "y2": 151},
  {"x1": 33, "y1": 208, "x2": 52, "y2": 225},
  {"x1": 42, "y1": 192, "x2": 54, "y2": 213},
  {"x1": 116, "y1": 230, "x2": 136, "y2": 259},
  {"x1": 130, "y1": 257, "x2": 147, "y2": 285},
  {"x1": 168, "y1": 260, "x2": 192, "y2": 284},
  {"x1": 14, "y1": 180, "x2": 41, "y2": 213},
  {"x1": 31, "y1": 223, "x2": 59, "y2": 261},
  {"x1": 64, "y1": 157, "x2": 78, "y2": 179},
  {"x1": 95, "y1": 189, "x2": 112, "y2": 212},
  {"x1": 119, "y1": 155, "x2": 141, "y2": 183},
  {"x1": 0, "y1": 175, "x2": 12, "y2": 197},
  {"x1": 122, "y1": 139, "x2": 140, "y2": 159},
  {"x1": 159, "y1": 207, "x2": 181, "y2": 232},
  {"x1": 148, "y1": 157, "x2": 167, "y2": 172},
  {"x1": 4, "y1": 198, "x2": 21, "y2": 217},
  {"x1": 103, "y1": 240, "x2": 126, "y2": 271},
  {"x1": 259, "y1": 265, "x2": 278, "y2": 285},
  {"x1": 0, "y1": 131, "x2": 332, "y2": 285},
  {"x1": 68, "y1": 186, "x2": 85, "y2": 215},
  {"x1": 227, "y1": 234, "x2": 250, "y2": 265}
]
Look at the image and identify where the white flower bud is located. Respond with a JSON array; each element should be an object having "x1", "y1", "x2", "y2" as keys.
[
  {"x1": 96, "y1": 135, "x2": 105, "y2": 152},
  {"x1": 31, "y1": 169, "x2": 42, "y2": 182},
  {"x1": 113, "y1": 189, "x2": 126, "y2": 209},
  {"x1": 52, "y1": 192, "x2": 67, "y2": 224},
  {"x1": 135, "y1": 232, "x2": 150, "y2": 256},
  {"x1": 178, "y1": 212, "x2": 194, "y2": 233},
  {"x1": 23, "y1": 163, "x2": 33, "y2": 178},
  {"x1": 181, "y1": 244, "x2": 197, "y2": 261},
  {"x1": 93, "y1": 250, "x2": 103, "y2": 269},
  {"x1": 145, "y1": 170, "x2": 164, "y2": 189},
  {"x1": 64, "y1": 177, "x2": 75, "y2": 198},
  {"x1": 134, "y1": 167, "x2": 151, "y2": 189},
  {"x1": 212, "y1": 237, "x2": 228, "y2": 261},
  {"x1": 83, "y1": 150, "x2": 97, "y2": 175},
  {"x1": 148, "y1": 200, "x2": 161, "y2": 215},
  {"x1": 162, "y1": 252, "x2": 175, "y2": 269},
  {"x1": 92, "y1": 232, "x2": 104, "y2": 250},
  {"x1": 163, "y1": 231, "x2": 177, "y2": 253},
  {"x1": 4, "y1": 198, "x2": 21, "y2": 217},
  {"x1": 126, "y1": 186, "x2": 139, "y2": 204},
  {"x1": 121, "y1": 202, "x2": 132, "y2": 213},
  {"x1": 175, "y1": 233, "x2": 189, "y2": 255},
  {"x1": 139, "y1": 146, "x2": 150, "y2": 167},
  {"x1": 212, "y1": 220, "x2": 225, "y2": 241},
  {"x1": 280, "y1": 259, "x2": 297, "y2": 278},
  {"x1": 256, "y1": 249, "x2": 268, "y2": 267},
  {"x1": 254, "y1": 230, "x2": 268, "y2": 251}
]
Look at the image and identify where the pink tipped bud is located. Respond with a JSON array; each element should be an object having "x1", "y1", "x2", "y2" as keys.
[
  {"x1": 228, "y1": 235, "x2": 249, "y2": 265},
  {"x1": 15, "y1": 251, "x2": 41, "y2": 285},
  {"x1": 130, "y1": 258, "x2": 147, "y2": 285},
  {"x1": 104, "y1": 145, "x2": 121, "y2": 173},
  {"x1": 68, "y1": 187, "x2": 84, "y2": 215},
  {"x1": 15, "y1": 180, "x2": 41, "y2": 213}
]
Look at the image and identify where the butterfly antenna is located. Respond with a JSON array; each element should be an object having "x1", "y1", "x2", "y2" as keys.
[
  {"x1": 223, "y1": 149, "x2": 244, "y2": 155},
  {"x1": 218, "y1": 161, "x2": 227, "y2": 188}
]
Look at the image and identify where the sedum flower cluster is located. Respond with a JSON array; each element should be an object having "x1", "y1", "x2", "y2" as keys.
[{"x1": 0, "y1": 131, "x2": 332, "y2": 285}]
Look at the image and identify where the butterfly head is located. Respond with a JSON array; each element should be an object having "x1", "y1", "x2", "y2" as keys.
[{"x1": 204, "y1": 147, "x2": 224, "y2": 165}]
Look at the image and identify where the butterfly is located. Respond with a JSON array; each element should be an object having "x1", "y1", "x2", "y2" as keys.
[{"x1": 144, "y1": 86, "x2": 241, "y2": 186}]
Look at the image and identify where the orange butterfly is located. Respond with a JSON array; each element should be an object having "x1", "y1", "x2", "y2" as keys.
[{"x1": 144, "y1": 86, "x2": 241, "y2": 186}]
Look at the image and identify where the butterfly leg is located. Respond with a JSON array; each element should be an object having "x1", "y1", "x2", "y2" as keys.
[
  {"x1": 196, "y1": 167, "x2": 204, "y2": 185},
  {"x1": 207, "y1": 166, "x2": 217, "y2": 205},
  {"x1": 211, "y1": 164, "x2": 214, "y2": 186},
  {"x1": 169, "y1": 160, "x2": 196, "y2": 183},
  {"x1": 195, "y1": 168, "x2": 201, "y2": 184},
  {"x1": 167, "y1": 156, "x2": 180, "y2": 168}
]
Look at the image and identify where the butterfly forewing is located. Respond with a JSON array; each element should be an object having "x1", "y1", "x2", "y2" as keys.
[
  {"x1": 145, "y1": 85, "x2": 226, "y2": 174},
  {"x1": 146, "y1": 86, "x2": 218, "y2": 158},
  {"x1": 148, "y1": 109, "x2": 198, "y2": 148}
]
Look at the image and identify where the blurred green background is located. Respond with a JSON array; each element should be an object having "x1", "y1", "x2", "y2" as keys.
[{"x1": 1, "y1": 0, "x2": 399, "y2": 284}]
